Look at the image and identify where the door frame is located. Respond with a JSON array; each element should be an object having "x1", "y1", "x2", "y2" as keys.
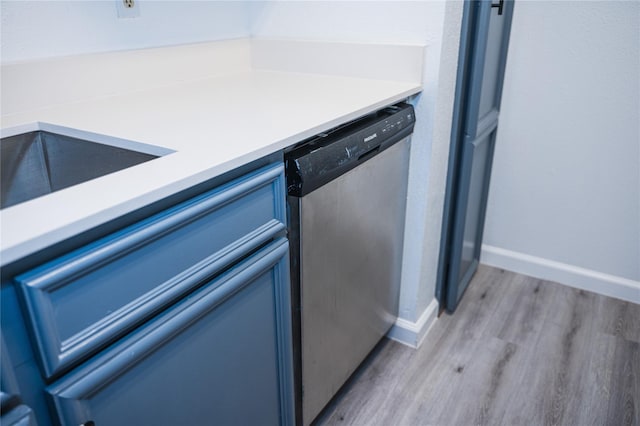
[{"x1": 435, "y1": 0, "x2": 515, "y2": 312}]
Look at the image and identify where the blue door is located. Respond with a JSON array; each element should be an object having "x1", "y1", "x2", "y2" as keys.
[{"x1": 438, "y1": 0, "x2": 515, "y2": 312}]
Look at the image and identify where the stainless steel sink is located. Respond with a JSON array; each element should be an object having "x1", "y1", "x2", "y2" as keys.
[{"x1": 1, "y1": 131, "x2": 159, "y2": 209}]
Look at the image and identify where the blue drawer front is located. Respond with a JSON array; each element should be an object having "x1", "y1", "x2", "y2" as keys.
[
  {"x1": 16, "y1": 164, "x2": 286, "y2": 379},
  {"x1": 47, "y1": 238, "x2": 294, "y2": 426}
]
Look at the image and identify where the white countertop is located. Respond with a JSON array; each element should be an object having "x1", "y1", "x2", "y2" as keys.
[{"x1": 1, "y1": 40, "x2": 422, "y2": 266}]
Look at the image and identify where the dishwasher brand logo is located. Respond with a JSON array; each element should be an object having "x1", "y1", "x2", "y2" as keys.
[{"x1": 364, "y1": 133, "x2": 378, "y2": 143}]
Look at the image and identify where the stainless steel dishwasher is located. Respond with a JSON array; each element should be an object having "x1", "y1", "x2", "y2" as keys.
[{"x1": 285, "y1": 103, "x2": 415, "y2": 425}]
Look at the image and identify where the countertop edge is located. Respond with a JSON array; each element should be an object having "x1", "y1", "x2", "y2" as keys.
[{"x1": 0, "y1": 84, "x2": 421, "y2": 267}]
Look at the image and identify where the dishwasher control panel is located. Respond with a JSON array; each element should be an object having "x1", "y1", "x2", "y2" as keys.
[{"x1": 285, "y1": 102, "x2": 415, "y2": 197}]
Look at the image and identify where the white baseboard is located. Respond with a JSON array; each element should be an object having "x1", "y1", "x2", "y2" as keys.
[
  {"x1": 387, "y1": 298, "x2": 439, "y2": 349},
  {"x1": 481, "y1": 244, "x2": 640, "y2": 304}
]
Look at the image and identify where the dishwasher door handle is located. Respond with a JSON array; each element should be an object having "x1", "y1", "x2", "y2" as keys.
[{"x1": 357, "y1": 145, "x2": 381, "y2": 162}]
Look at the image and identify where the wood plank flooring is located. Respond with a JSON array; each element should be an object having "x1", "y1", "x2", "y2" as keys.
[{"x1": 314, "y1": 265, "x2": 639, "y2": 426}]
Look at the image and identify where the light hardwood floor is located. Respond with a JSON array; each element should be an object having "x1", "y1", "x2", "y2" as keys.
[{"x1": 315, "y1": 265, "x2": 639, "y2": 426}]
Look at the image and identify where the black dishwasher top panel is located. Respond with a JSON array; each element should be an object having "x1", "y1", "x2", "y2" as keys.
[{"x1": 285, "y1": 102, "x2": 415, "y2": 197}]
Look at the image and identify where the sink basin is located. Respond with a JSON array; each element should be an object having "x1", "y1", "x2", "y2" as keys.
[{"x1": 1, "y1": 131, "x2": 159, "y2": 209}]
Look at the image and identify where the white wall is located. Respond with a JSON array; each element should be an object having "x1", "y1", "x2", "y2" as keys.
[
  {"x1": 483, "y1": 1, "x2": 640, "y2": 302},
  {"x1": 251, "y1": 1, "x2": 460, "y2": 339},
  {"x1": 0, "y1": 1, "x2": 252, "y2": 64}
]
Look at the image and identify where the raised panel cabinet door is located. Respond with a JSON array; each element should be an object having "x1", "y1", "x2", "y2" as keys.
[
  {"x1": 16, "y1": 163, "x2": 286, "y2": 379},
  {"x1": 47, "y1": 238, "x2": 294, "y2": 426}
]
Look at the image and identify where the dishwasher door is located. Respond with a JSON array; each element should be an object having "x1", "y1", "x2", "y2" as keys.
[{"x1": 294, "y1": 136, "x2": 410, "y2": 425}]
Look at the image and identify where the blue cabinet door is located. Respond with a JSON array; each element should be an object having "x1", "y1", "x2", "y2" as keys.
[
  {"x1": 46, "y1": 238, "x2": 294, "y2": 426},
  {"x1": 16, "y1": 163, "x2": 286, "y2": 379}
]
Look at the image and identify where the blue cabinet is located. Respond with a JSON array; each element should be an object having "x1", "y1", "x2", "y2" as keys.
[
  {"x1": 16, "y1": 163, "x2": 286, "y2": 379},
  {"x1": 1, "y1": 336, "x2": 38, "y2": 425},
  {"x1": 48, "y1": 238, "x2": 293, "y2": 426},
  {"x1": 0, "y1": 404, "x2": 38, "y2": 426},
  {"x1": 1, "y1": 162, "x2": 294, "y2": 425}
]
